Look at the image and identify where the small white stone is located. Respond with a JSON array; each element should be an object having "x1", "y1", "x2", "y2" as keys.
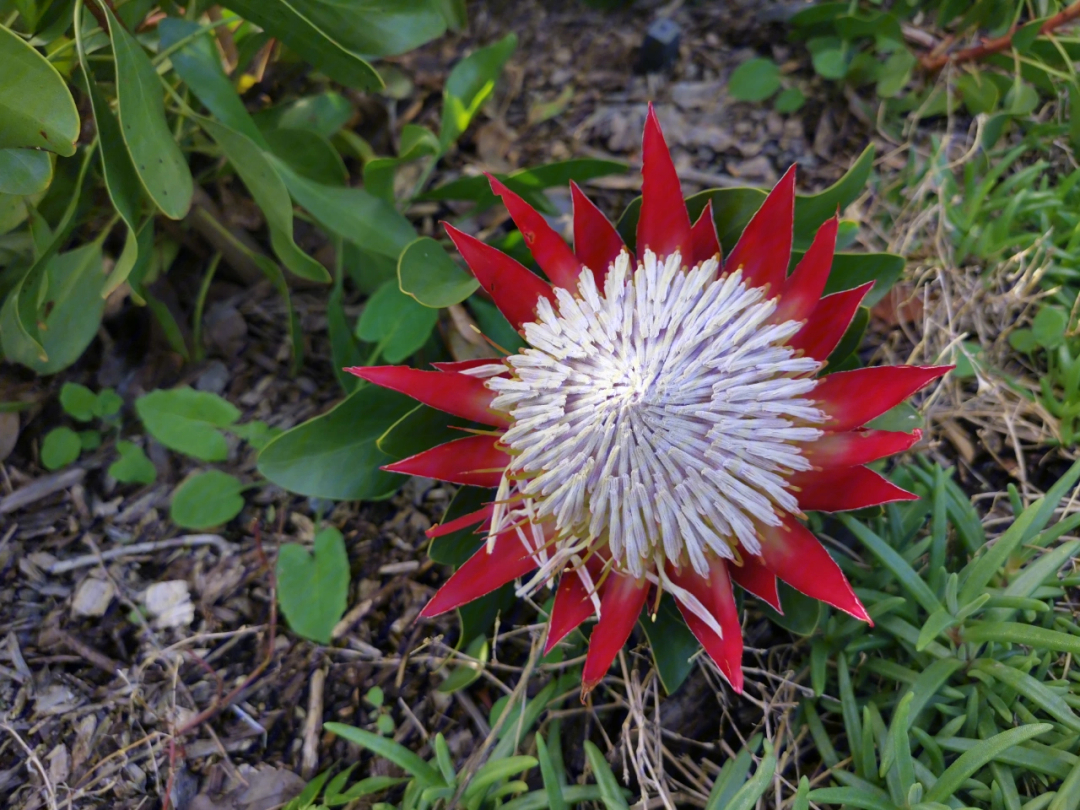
[
  {"x1": 142, "y1": 580, "x2": 195, "y2": 629},
  {"x1": 71, "y1": 576, "x2": 116, "y2": 618}
]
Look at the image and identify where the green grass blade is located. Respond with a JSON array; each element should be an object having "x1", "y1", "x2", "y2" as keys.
[
  {"x1": 324, "y1": 723, "x2": 445, "y2": 789},
  {"x1": 924, "y1": 724, "x2": 1053, "y2": 803}
]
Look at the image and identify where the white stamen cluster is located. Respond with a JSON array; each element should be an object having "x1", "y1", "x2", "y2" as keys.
[{"x1": 487, "y1": 250, "x2": 827, "y2": 580}]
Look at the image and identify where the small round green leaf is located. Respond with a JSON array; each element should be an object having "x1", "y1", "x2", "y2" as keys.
[
  {"x1": 60, "y1": 382, "x2": 98, "y2": 422},
  {"x1": 79, "y1": 430, "x2": 102, "y2": 451},
  {"x1": 94, "y1": 389, "x2": 123, "y2": 419},
  {"x1": 1033, "y1": 306, "x2": 1068, "y2": 349},
  {"x1": 727, "y1": 58, "x2": 782, "y2": 102},
  {"x1": 41, "y1": 427, "x2": 81, "y2": 470},
  {"x1": 774, "y1": 87, "x2": 806, "y2": 114},
  {"x1": 812, "y1": 48, "x2": 849, "y2": 80},
  {"x1": 109, "y1": 440, "x2": 157, "y2": 485},
  {"x1": 170, "y1": 469, "x2": 245, "y2": 529},
  {"x1": 1009, "y1": 327, "x2": 1038, "y2": 353},
  {"x1": 135, "y1": 388, "x2": 240, "y2": 462}
]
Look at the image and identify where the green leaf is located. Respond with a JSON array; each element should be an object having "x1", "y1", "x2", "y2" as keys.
[
  {"x1": 1033, "y1": 306, "x2": 1068, "y2": 349},
  {"x1": 356, "y1": 280, "x2": 439, "y2": 363},
  {"x1": 103, "y1": 4, "x2": 193, "y2": 220},
  {"x1": 440, "y1": 33, "x2": 517, "y2": 149},
  {"x1": 135, "y1": 387, "x2": 241, "y2": 462},
  {"x1": 774, "y1": 87, "x2": 806, "y2": 114},
  {"x1": 0, "y1": 24, "x2": 78, "y2": 155},
  {"x1": 464, "y1": 756, "x2": 538, "y2": 800},
  {"x1": 536, "y1": 735, "x2": 569, "y2": 810},
  {"x1": 216, "y1": 0, "x2": 383, "y2": 90},
  {"x1": 705, "y1": 736, "x2": 762, "y2": 810},
  {"x1": 273, "y1": 92, "x2": 355, "y2": 139},
  {"x1": 0, "y1": 149, "x2": 52, "y2": 195},
  {"x1": 109, "y1": 440, "x2": 157, "y2": 485},
  {"x1": 639, "y1": 594, "x2": 699, "y2": 695},
  {"x1": 264, "y1": 127, "x2": 348, "y2": 187},
  {"x1": 437, "y1": 634, "x2": 488, "y2": 693},
  {"x1": 95, "y1": 387, "x2": 122, "y2": 418},
  {"x1": 269, "y1": 156, "x2": 416, "y2": 258},
  {"x1": 1009, "y1": 328, "x2": 1038, "y2": 353},
  {"x1": 817, "y1": 252, "x2": 903, "y2": 307},
  {"x1": 79, "y1": 431, "x2": 102, "y2": 451},
  {"x1": 924, "y1": 724, "x2": 1052, "y2": 803},
  {"x1": 364, "y1": 124, "x2": 440, "y2": 203},
  {"x1": 727, "y1": 58, "x2": 782, "y2": 102},
  {"x1": 422, "y1": 158, "x2": 627, "y2": 210},
  {"x1": 812, "y1": 47, "x2": 849, "y2": 80},
  {"x1": 231, "y1": 420, "x2": 280, "y2": 452},
  {"x1": 170, "y1": 470, "x2": 246, "y2": 529},
  {"x1": 866, "y1": 401, "x2": 923, "y2": 433},
  {"x1": 11, "y1": 242, "x2": 106, "y2": 375},
  {"x1": 60, "y1": 382, "x2": 97, "y2": 422},
  {"x1": 200, "y1": 118, "x2": 330, "y2": 283},
  {"x1": 957, "y1": 72, "x2": 1000, "y2": 115},
  {"x1": 276, "y1": 527, "x2": 350, "y2": 644},
  {"x1": 158, "y1": 18, "x2": 267, "y2": 147},
  {"x1": 793, "y1": 145, "x2": 875, "y2": 243},
  {"x1": 973, "y1": 659, "x2": 1080, "y2": 733},
  {"x1": 724, "y1": 742, "x2": 776, "y2": 810},
  {"x1": 840, "y1": 514, "x2": 942, "y2": 614},
  {"x1": 398, "y1": 236, "x2": 479, "y2": 308},
  {"x1": 583, "y1": 742, "x2": 630, "y2": 810},
  {"x1": 257, "y1": 386, "x2": 409, "y2": 500},
  {"x1": 958, "y1": 498, "x2": 1041, "y2": 605},
  {"x1": 807, "y1": 787, "x2": 900, "y2": 810},
  {"x1": 324, "y1": 723, "x2": 445, "y2": 788},
  {"x1": 377, "y1": 404, "x2": 469, "y2": 461},
  {"x1": 760, "y1": 579, "x2": 824, "y2": 635},
  {"x1": 41, "y1": 426, "x2": 81, "y2": 470},
  {"x1": 875, "y1": 48, "x2": 915, "y2": 98},
  {"x1": 1005, "y1": 80, "x2": 1039, "y2": 115}
]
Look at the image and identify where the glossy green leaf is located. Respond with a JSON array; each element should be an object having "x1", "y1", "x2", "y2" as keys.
[
  {"x1": 135, "y1": 387, "x2": 240, "y2": 462},
  {"x1": 440, "y1": 33, "x2": 517, "y2": 148},
  {"x1": 200, "y1": 117, "x2": 330, "y2": 283},
  {"x1": 108, "y1": 440, "x2": 157, "y2": 485},
  {"x1": 398, "y1": 236, "x2": 478, "y2": 308},
  {"x1": 793, "y1": 145, "x2": 875, "y2": 243},
  {"x1": 760, "y1": 579, "x2": 824, "y2": 635},
  {"x1": 11, "y1": 242, "x2": 106, "y2": 375},
  {"x1": 727, "y1": 58, "x2": 782, "y2": 102},
  {"x1": 865, "y1": 401, "x2": 923, "y2": 433},
  {"x1": 159, "y1": 18, "x2": 267, "y2": 146},
  {"x1": 264, "y1": 128, "x2": 348, "y2": 187},
  {"x1": 257, "y1": 386, "x2": 410, "y2": 500},
  {"x1": 377, "y1": 404, "x2": 470, "y2": 462},
  {"x1": 639, "y1": 594, "x2": 699, "y2": 695},
  {"x1": 0, "y1": 149, "x2": 52, "y2": 195},
  {"x1": 0, "y1": 24, "x2": 78, "y2": 155},
  {"x1": 364, "y1": 123, "x2": 439, "y2": 202},
  {"x1": 170, "y1": 470, "x2": 246, "y2": 529},
  {"x1": 356, "y1": 279, "x2": 439, "y2": 363},
  {"x1": 324, "y1": 723, "x2": 445, "y2": 788},
  {"x1": 276, "y1": 527, "x2": 350, "y2": 644},
  {"x1": 103, "y1": 5, "x2": 193, "y2": 219},
  {"x1": 216, "y1": 0, "x2": 383, "y2": 89},
  {"x1": 272, "y1": 92, "x2": 354, "y2": 139},
  {"x1": 269, "y1": 156, "x2": 416, "y2": 258},
  {"x1": 41, "y1": 427, "x2": 81, "y2": 470}
]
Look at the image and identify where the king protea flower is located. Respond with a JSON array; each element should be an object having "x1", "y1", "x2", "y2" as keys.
[{"x1": 348, "y1": 106, "x2": 949, "y2": 697}]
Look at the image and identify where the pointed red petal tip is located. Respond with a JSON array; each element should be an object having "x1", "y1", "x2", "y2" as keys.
[
  {"x1": 486, "y1": 174, "x2": 583, "y2": 290},
  {"x1": 668, "y1": 559, "x2": 744, "y2": 692},
  {"x1": 788, "y1": 280, "x2": 874, "y2": 362},
  {"x1": 545, "y1": 565, "x2": 599, "y2": 655},
  {"x1": 383, "y1": 435, "x2": 509, "y2": 488},
  {"x1": 728, "y1": 549, "x2": 781, "y2": 612},
  {"x1": 581, "y1": 572, "x2": 649, "y2": 698},
  {"x1": 800, "y1": 428, "x2": 923, "y2": 468},
  {"x1": 814, "y1": 365, "x2": 953, "y2": 432},
  {"x1": 442, "y1": 221, "x2": 555, "y2": 330},
  {"x1": 724, "y1": 164, "x2": 796, "y2": 294},
  {"x1": 791, "y1": 466, "x2": 919, "y2": 513},
  {"x1": 571, "y1": 180, "x2": 629, "y2": 284},
  {"x1": 758, "y1": 513, "x2": 871, "y2": 623},
  {"x1": 346, "y1": 365, "x2": 510, "y2": 428},
  {"x1": 773, "y1": 215, "x2": 838, "y2": 324},
  {"x1": 688, "y1": 199, "x2": 721, "y2": 267},
  {"x1": 425, "y1": 503, "x2": 494, "y2": 539},
  {"x1": 419, "y1": 531, "x2": 540, "y2": 618},
  {"x1": 637, "y1": 103, "x2": 692, "y2": 261}
]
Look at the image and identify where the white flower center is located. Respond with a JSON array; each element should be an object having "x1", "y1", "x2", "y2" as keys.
[{"x1": 488, "y1": 250, "x2": 826, "y2": 579}]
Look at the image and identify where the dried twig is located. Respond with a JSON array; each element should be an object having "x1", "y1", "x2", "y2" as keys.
[{"x1": 42, "y1": 535, "x2": 236, "y2": 575}]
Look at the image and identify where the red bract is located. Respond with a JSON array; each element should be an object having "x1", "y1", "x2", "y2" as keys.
[{"x1": 347, "y1": 106, "x2": 950, "y2": 698}]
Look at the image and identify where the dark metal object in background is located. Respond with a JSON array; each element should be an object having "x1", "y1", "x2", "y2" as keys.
[{"x1": 637, "y1": 18, "x2": 681, "y2": 73}]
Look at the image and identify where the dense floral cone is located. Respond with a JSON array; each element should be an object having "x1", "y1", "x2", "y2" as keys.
[{"x1": 347, "y1": 105, "x2": 950, "y2": 697}]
